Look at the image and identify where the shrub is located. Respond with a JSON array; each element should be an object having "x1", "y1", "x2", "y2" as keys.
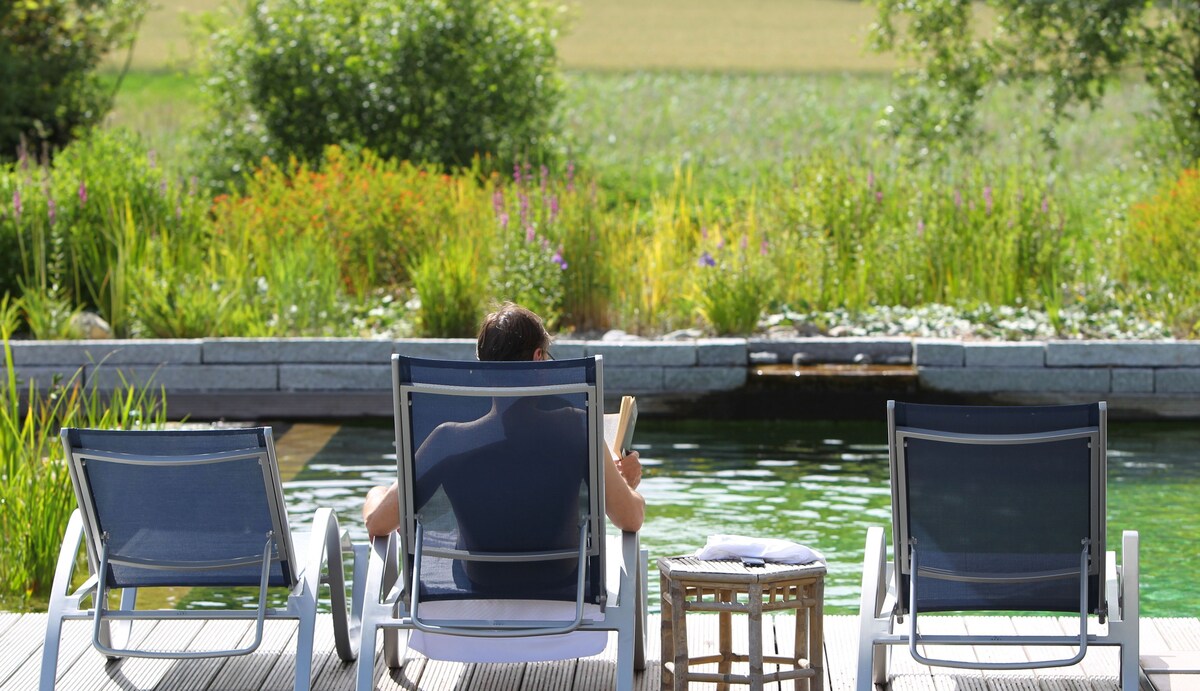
[
  {"x1": 195, "y1": 0, "x2": 565, "y2": 184},
  {"x1": 0, "y1": 0, "x2": 148, "y2": 160},
  {"x1": 0, "y1": 129, "x2": 209, "y2": 335},
  {"x1": 1119, "y1": 167, "x2": 1200, "y2": 336}
]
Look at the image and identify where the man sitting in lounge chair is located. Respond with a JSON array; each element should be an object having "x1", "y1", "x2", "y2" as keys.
[{"x1": 362, "y1": 302, "x2": 645, "y2": 546}]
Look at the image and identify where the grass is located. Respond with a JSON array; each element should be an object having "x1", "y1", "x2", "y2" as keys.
[{"x1": 122, "y1": 0, "x2": 902, "y2": 73}]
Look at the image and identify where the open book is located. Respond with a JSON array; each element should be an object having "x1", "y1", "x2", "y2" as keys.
[{"x1": 602, "y1": 395, "x2": 638, "y2": 462}]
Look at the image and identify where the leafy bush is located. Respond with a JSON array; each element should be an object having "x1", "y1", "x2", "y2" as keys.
[
  {"x1": 0, "y1": 129, "x2": 209, "y2": 335},
  {"x1": 195, "y1": 0, "x2": 565, "y2": 184},
  {"x1": 1119, "y1": 168, "x2": 1200, "y2": 336},
  {"x1": 0, "y1": 0, "x2": 148, "y2": 160}
]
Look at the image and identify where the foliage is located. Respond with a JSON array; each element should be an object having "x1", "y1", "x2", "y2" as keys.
[
  {"x1": 194, "y1": 0, "x2": 565, "y2": 184},
  {"x1": 695, "y1": 226, "x2": 772, "y2": 336},
  {"x1": 0, "y1": 296, "x2": 167, "y2": 609},
  {"x1": 1118, "y1": 168, "x2": 1200, "y2": 336},
  {"x1": 0, "y1": 129, "x2": 209, "y2": 336},
  {"x1": 0, "y1": 0, "x2": 148, "y2": 161},
  {"x1": 410, "y1": 234, "x2": 488, "y2": 338},
  {"x1": 869, "y1": 0, "x2": 1200, "y2": 161}
]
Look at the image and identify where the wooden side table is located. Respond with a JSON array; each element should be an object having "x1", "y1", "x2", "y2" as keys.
[{"x1": 658, "y1": 556, "x2": 825, "y2": 691}]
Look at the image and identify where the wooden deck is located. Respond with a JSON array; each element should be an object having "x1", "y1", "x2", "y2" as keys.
[{"x1": 6, "y1": 612, "x2": 1200, "y2": 691}]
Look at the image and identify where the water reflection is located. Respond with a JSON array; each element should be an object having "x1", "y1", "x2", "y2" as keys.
[{"x1": 270, "y1": 418, "x2": 1199, "y2": 618}]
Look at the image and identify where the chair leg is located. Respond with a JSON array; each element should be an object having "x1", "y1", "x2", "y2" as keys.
[
  {"x1": 294, "y1": 607, "x2": 316, "y2": 691},
  {"x1": 857, "y1": 527, "x2": 888, "y2": 691},
  {"x1": 41, "y1": 509, "x2": 88, "y2": 691},
  {"x1": 635, "y1": 547, "x2": 648, "y2": 672}
]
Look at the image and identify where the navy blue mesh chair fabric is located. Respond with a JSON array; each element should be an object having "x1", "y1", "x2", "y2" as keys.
[
  {"x1": 64, "y1": 428, "x2": 293, "y2": 588},
  {"x1": 891, "y1": 402, "x2": 1102, "y2": 614},
  {"x1": 394, "y1": 356, "x2": 601, "y2": 604}
]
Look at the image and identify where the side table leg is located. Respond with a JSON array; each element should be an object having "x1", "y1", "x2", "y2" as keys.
[
  {"x1": 660, "y1": 571, "x2": 672, "y2": 691},
  {"x1": 812, "y1": 579, "x2": 825, "y2": 691},
  {"x1": 718, "y1": 588, "x2": 733, "y2": 691},
  {"x1": 794, "y1": 597, "x2": 808, "y2": 691},
  {"x1": 670, "y1": 580, "x2": 690, "y2": 691},
  {"x1": 748, "y1": 583, "x2": 764, "y2": 691}
]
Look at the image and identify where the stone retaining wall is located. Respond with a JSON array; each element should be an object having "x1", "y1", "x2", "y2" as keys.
[{"x1": 5, "y1": 337, "x2": 1199, "y2": 419}]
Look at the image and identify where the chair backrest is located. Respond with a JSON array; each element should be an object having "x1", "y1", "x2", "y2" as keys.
[
  {"x1": 61, "y1": 427, "x2": 297, "y2": 589},
  {"x1": 391, "y1": 354, "x2": 606, "y2": 605},
  {"x1": 887, "y1": 401, "x2": 1106, "y2": 615}
]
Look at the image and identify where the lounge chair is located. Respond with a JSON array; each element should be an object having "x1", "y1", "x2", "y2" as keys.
[
  {"x1": 42, "y1": 427, "x2": 363, "y2": 691},
  {"x1": 356, "y1": 354, "x2": 646, "y2": 691},
  {"x1": 857, "y1": 401, "x2": 1140, "y2": 691}
]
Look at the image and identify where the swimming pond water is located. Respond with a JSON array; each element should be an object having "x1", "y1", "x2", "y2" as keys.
[{"x1": 265, "y1": 417, "x2": 1198, "y2": 617}]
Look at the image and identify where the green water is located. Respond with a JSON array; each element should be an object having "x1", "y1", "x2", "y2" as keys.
[{"x1": 267, "y1": 418, "x2": 1198, "y2": 618}]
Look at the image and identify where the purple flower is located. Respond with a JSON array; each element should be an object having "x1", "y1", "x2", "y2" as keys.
[
  {"x1": 954, "y1": 189, "x2": 963, "y2": 209},
  {"x1": 916, "y1": 219, "x2": 925, "y2": 237},
  {"x1": 498, "y1": 212, "x2": 509, "y2": 229},
  {"x1": 549, "y1": 194, "x2": 559, "y2": 222},
  {"x1": 492, "y1": 187, "x2": 504, "y2": 214},
  {"x1": 552, "y1": 247, "x2": 568, "y2": 271},
  {"x1": 983, "y1": 186, "x2": 993, "y2": 215},
  {"x1": 1041, "y1": 197, "x2": 1049, "y2": 214},
  {"x1": 698, "y1": 251, "x2": 717, "y2": 268},
  {"x1": 48, "y1": 198, "x2": 56, "y2": 226},
  {"x1": 525, "y1": 224, "x2": 536, "y2": 243},
  {"x1": 566, "y1": 161, "x2": 576, "y2": 192},
  {"x1": 760, "y1": 239, "x2": 769, "y2": 256},
  {"x1": 513, "y1": 163, "x2": 522, "y2": 185},
  {"x1": 519, "y1": 192, "x2": 530, "y2": 226},
  {"x1": 867, "y1": 170, "x2": 875, "y2": 189},
  {"x1": 12, "y1": 190, "x2": 21, "y2": 220},
  {"x1": 78, "y1": 181, "x2": 88, "y2": 206},
  {"x1": 875, "y1": 191, "x2": 883, "y2": 204}
]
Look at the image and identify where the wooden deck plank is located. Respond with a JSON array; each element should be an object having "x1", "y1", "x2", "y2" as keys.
[
  {"x1": 56, "y1": 619, "x2": 205, "y2": 691},
  {"x1": 1154, "y1": 619, "x2": 1200, "y2": 652},
  {"x1": 0, "y1": 611, "x2": 50, "y2": 685},
  {"x1": 2, "y1": 618, "x2": 93, "y2": 691},
  {"x1": 8, "y1": 613, "x2": 1199, "y2": 691},
  {"x1": 0, "y1": 613, "x2": 20, "y2": 640},
  {"x1": 1008, "y1": 616, "x2": 1091, "y2": 681},
  {"x1": 520, "y1": 659, "x2": 577, "y2": 691},
  {"x1": 636, "y1": 613, "x2": 663, "y2": 691},
  {"x1": 962, "y1": 616, "x2": 1038, "y2": 691},
  {"x1": 201, "y1": 620, "x2": 298, "y2": 691},
  {"x1": 463, "y1": 662, "x2": 525, "y2": 691},
  {"x1": 821, "y1": 612, "x2": 856, "y2": 691},
  {"x1": 149, "y1": 619, "x2": 253, "y2": 690},
  {"x1": 1054, "y1": 616, "x2": 1120, "y2": 685}
]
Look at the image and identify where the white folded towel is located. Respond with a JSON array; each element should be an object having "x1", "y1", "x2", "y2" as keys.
[{"x1": 694, "y1": 534, "x2": 824, "y2": 565}]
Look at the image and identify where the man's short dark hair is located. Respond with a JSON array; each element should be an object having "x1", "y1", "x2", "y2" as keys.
[{"x1": 476, "y1": 302, "x2": 550, "y2": 361}]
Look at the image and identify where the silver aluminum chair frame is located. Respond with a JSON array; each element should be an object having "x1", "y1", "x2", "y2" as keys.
[
  {"x1": 42, "y1": 427, "x2": 365, "y2": 691},
  {"x1": 856, "y1": 400, "x2": 1140, "y2": 691},
  {"x1": 356, "y1": 354, "x2": 646, "y2": 691}
]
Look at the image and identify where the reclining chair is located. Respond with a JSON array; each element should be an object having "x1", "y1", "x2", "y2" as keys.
[{"x1": 857, "y1": 401, "x2": 1139, "y2": 691}]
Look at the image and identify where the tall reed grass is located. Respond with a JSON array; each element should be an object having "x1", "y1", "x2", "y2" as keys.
[{"x1": 0, "y1": 297, "x2": 168, "y2": 610}]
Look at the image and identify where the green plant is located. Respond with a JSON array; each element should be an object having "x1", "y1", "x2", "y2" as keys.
[
  {"x1": 17, "y1": 280, "x2": 81, "y2": 340},
  {"x1": 0, "y1": 0, "x2": 148, "y2": 160},
  {"x1": 0, "y1": 296, "x2": 167, "y2": 610},
  {"x1": 869, "y1": 0, "x2": 1200, "y2": 163},
  {"x1": 695, "y1": 231, "x2": 772, "y2": 336},
  {"x1": 195, "y1": 0, "x2": 565, "y2": 184},
  {"x1": 411, "y1": 236, "x2": 488, "y2": 338},
  {"x1": 1117, "y1": 167, "x2": 1200, "y2": 336}
]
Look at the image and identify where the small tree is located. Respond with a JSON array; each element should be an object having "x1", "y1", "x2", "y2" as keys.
[
  {"x1": 0, "y1": 0, "x2": 147, "y2": 160},
  {"x1": 870, "y1": 0, "x2": 1200, "y2": 162},
  {"x1": 195, "y1": 0, "x2": 566, "y2": 182}
]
